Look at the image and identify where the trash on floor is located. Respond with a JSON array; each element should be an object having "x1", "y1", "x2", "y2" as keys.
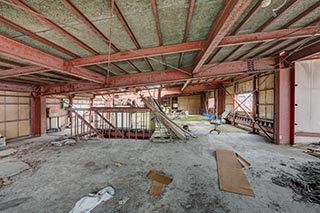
[
  {"x1": 0, "y1": 197, "x2": 30, "y2": 211},
  {"x1": 0, "y1": 148, "x2": 16, "y2": 159},
  {"x1": 271, "y1": 161, "x2": 320, "y2": 204},
  {"x1": 147, "y1": 170, "x2": 173, "y2": 196},
  {"x1": 0, "y1": 158, "x2": 30, "y2": 179},
  {"x1": 51, "y1": 139, "x2": 77, "y2": 146},
  {"x1": 111, "y1": 160, "x2": 127, "y2": 167},
  {"x1": 0, "y1": 136, "x2": 5, "y2": 147},
  {"x1": 70, "y1": 186, "x2": 115, "y2": 213},
  {"x1": 118, "y1": 197, "x2": 129, "y2": 205},
  {"x1": 216, "y1": 148, "x2": 254, "y2": 197},
  {"x1": 304, "y1": 142, "x2": 320, "y2": 158},
  {"x1": 0, "y1": 177, "x2": 15, "y2": 187}
]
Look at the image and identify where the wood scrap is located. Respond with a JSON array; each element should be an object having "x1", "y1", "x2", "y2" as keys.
[
  {"x1": 141, "y1": 96, "x2": 196, "y2": 140},
  {"x1": 216, "y1": 148, "x2": 254, "y2": 197},
  {"x1": 147, "y1": 170, "x2": 173, "y2": 196}
]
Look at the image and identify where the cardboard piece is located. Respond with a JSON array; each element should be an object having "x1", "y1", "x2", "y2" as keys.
[{"x1": 216, "y1": 148, "x2": 255, "y2": 197}]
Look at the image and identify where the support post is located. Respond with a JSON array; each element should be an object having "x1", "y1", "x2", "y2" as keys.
[
  {"x1": 215, "y1": 88, "x2": 225, "y2": 116},
  {"x1": 274, "y1": 57, "x2": 295, "y2": 144},
  {"x1": 252, "y1": 76, "x2": 258, "y2": 133},
  {"x1": 31, "y1": 96, "x2": 46, "y2": 136}
]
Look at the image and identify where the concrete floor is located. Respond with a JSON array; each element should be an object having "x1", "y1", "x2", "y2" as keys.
[{"x1": 0, "y1": 120, "x2": 319, "y2": 213}]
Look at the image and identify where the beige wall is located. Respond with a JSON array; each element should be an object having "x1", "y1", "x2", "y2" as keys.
[
  {"x1": 0, "y1": 91, "x2": 31, "y2": 140},
  {"x1": 178, "y1": 95, "x2": 201, "y2": 114}
]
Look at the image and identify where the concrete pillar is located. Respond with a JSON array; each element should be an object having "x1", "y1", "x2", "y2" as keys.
[
  {"x1": 215, "y1": 88, "x2": 225, "y2": 116},
  {"x1": 31, "y1": 96, "x2": 46, "y2": 136},
  {"x1": 274, "y1": 58, "x2": 295, "y2": 145}
]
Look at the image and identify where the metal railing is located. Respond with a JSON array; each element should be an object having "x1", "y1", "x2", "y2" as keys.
[{"x1": 68, "y1": 107, "x2": 155, "y2": 139}]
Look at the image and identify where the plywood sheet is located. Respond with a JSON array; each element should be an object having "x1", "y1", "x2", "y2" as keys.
[
  {"x1": 216, "y1": 148, "x2": 254, "y2": 197},
  {"x1": 5, "y1": 122, "x2": 18, "y2": 139},
  {"x1": 19, "y1": 120, "x2": 30, "y2": 137},
  {"x1": 6, "y1": 105, "x2": 18, "y2": 121}
]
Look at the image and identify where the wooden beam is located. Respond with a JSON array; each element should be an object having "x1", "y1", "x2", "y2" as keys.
[
  {"x1": 192, "y1": 0, "x2": 252, "y2": 74},
  {"x1": 0, "y1": 34, "x2": 105, "y2": 83}
]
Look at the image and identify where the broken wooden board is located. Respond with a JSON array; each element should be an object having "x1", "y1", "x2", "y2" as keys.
[
  {"x1": 147, "y1": 170, "x2": 173, "y2": 196},
  {"x1": 216, "y1": 148, "x2": 255, "y2": 197},
  {"x1": 147, "y1": 170, "x2": 173, "y2": 185},
  {"x1": 149, "y1": 181, "x2": 164, "y2": 196}
]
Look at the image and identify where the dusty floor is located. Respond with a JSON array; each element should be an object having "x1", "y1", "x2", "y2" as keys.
[{"x1": 0, "y1": 120, "x2": 319, "y2": 213}]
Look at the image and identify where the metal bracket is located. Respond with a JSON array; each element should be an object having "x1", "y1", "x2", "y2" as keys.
[{"x1": 247, "y1": 59, "x2": 255, "y2": 73}]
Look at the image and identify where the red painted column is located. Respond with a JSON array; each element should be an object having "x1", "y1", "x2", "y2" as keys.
[
  {"x1": 274, "y1": 58, "x2": 295, "y2": 144},
  {"x1": 215, "y1": 88, "x2": 225, "y2": 116},
  {"x1": 31, "y1": 96, "x2": 46, "y2": 136}
]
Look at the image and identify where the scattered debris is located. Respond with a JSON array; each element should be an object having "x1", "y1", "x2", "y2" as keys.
[
  {"x1": 305, "y1": 142, "x2": 320, "y2": 158},
  {"x1": 0, "y1": 197, "x2": 30, "y2": 211},
  {"x1": 141, "y1": 96, "x2": 196, "y2": 140},
  {"x1": 0, "y1": 135, "x2": 5, "y2": 147},
  {"x1": 51, "y1": 138, "x2": 77, "y2": 146},
  {"x1": 70, "y1": 186, "x2": 115, "y2": 213},
  {"x1": 0, "y1": 177, "x2": 15, "y2": 187},
  {"x1": 111, "y1": 160, "x2": 127, "y2": 167},
  {"x1": 118, "y1": 197, "x2": 129, "y2": 205},
  {"x1": 0, "y1": 148, "x2": 16, "y2": 159},
  {"x1": 271, "y1": 161, "x2": 320, "y2": 204},
  {"x1": 147, "y1": 170, "x2": 173, "y2": 196}
]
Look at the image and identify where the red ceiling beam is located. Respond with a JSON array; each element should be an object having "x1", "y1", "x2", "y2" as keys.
[
  {"x1": 41, "y1": 68, "x2": 193, "y2": 95},
  {"x1": 41, "y1": 57, "x2": 275, "y2": 95},
  {"x1": 112, "y1": 0, "x2": 154, "y2": 71},
  {"x1": 0, "y1": 81, "x2": 34, "y2": 92},
  {"x1": 70, "y1": 40, "x2": 203, "y2": 66},
  {"x1": 206, "y1": 0, "x2": 262, "y2": 64},
  {"x1": 178, "y1": 0, "x2": 195, "y2": 67},
  {"x1": 0, "y1": 66, "x2": 49, "y2": 79},
  {"x1": 0, "y1": 34, "x2": 105, "y2": 83},
  {"x1": 287, "y1": 40, "x2": 320, "y2": 62},
  {"x1": 60, "y1": 0, "x2": 142, "y2": 73},
  {"x1": 151, "y1": 0, "x2": 167, "y2": 69},
  {"x1": 0, "y1": 16, "x2": 116, "y2": 76},
  {"x1": 225, "y1": 0, "x2": 298, "y2": 62},
  {"x1": 192, "y1": 0, "x2": 252, "y2": 74},
  {"x1": 194, "y1": 57, "x2": 276, "y2": 78},
  {"x1": 219, "y1": 26, "x2": 320, "y2": 47},
  {"x1": 0, "y1": 56, "x2": 25, "y2": 67}
]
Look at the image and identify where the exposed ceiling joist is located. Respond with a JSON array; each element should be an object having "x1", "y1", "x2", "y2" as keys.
[
  {"x1": 0, "y1": 66, "x2": 49, "y2": 79},
  {"x1": 0, "y1": 34, "x2": 105, "y2": 83},
  {"x1": 0, "y1": 81, "x2": 34, "y2": 92},
  {"x1": 288, "y1": 40, "x2": 320, "y2": 62},
  {"x1": 70, "y1": 40, "x2": 203, "y2": 66},
  {"x1": 41, "y1": 57, "x2": 275, "y2": 96},
  {"x1": 192, "y1": 0, "x2": 252, "y2": 74}
]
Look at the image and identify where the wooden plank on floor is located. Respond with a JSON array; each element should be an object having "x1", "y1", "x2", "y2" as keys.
[{"x1": 216, "y1": 148, "x2": 255, "y2": 197}]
